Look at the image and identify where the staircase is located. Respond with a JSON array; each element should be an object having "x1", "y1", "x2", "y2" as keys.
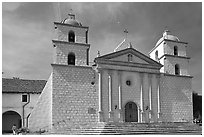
[{"x1": 79, "y1": 122, "x2": 202, "y2": 135}]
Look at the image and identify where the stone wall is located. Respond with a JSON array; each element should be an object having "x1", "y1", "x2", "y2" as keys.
[
  {"x1": 53, "y1": 41, "x2": 89, "y2": 66},
  {"x1": 56, "y1": 24, "x2": 88, "y2": 44},
  {"x1": 164, "y1": 56, "x2": 189, "y2": 75},
  {"x1": 28, "y1": 74, "x2": 52, "y2": 132},
  {"x1": 164, "y1": 41, "x2": 187, "y2": 57},
  {"x1": 51, "y1": 64, "x2": 98, "y2": 134},
  {"x1": 160, "y1": 74, "x2": 193, "y2": 122}
]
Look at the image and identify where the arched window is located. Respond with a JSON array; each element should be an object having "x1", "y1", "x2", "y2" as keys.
[
  {"x1": 68, "y1": 53, "x2": 75, "y2": 65},
  {"x1": 68, "y1": 31, "x2": 75, "y2": 42},
  {"x1": 155, "y1": 50, "x2": 158, "y2": 61},
  {"x1": 174, "y1": 46, "x2": 178, "y2": 56},
  {"x1": 128, "y1": 54, "x2": 133, "y2": 62},
  {"x1": 175, "y1": 64, "x2": 180, "y2": 75}
]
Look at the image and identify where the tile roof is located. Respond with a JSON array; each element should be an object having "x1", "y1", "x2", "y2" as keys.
[{"x1": 2, "y1": 78, "x2": 47, "y2": 93}]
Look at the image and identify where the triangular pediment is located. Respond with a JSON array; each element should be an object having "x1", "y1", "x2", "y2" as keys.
[
  {"x1": 109, "y1": 53, "x2": 149, "y2": 64},
  {"x1": 95, "y1": 48, "x2": 162, "y2": 67}
]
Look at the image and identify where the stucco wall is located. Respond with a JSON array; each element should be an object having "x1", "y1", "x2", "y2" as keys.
[
  {"x1": 110, "y1": 54, "x2": 149, "y2": 64},
  {"x1": 149, "y1": 41, "x2": 165, "y2": 61},
  {"x1": 2, "y1": 92, "x2": 40, "y2": 127},
  {"x1": 100, "y1": 68, "x2": 160, "y2": 123}
]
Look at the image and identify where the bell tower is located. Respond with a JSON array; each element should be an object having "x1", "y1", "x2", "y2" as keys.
[
  {"x1": 52, "y1": 12, "x2": 90, "y2": 66},
  {"x1": 149, "y1": 30, "x2": 190, "y2": 76}
]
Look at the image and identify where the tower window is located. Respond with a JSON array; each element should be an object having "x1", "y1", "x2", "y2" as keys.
[
  {"x1": 68, "y1": 31, "x2": 75, "y2": 42},
  {"x1": 128, "y1": 54, "x2": 133, "y2": 62},
  {"x1": 68, "y1": 53, "x2": 75, "y2": 65},
  {"x1": 175, "y1": 64, "x2": 180, "y2": 75},
  {"x1": 174, "y1": 46, "x2": 178, "y2": 56},
  {"x1": 155, "y1": 50, "x2": 158, "y2": 61}
]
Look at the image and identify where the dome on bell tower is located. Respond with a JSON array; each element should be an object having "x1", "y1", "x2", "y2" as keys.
[
  {"x1": 61, "y1": 13, "x2": 82, "y2": 26},
  {"x1": 156, "y1": 30, "x2": 180, "y2": 46}
]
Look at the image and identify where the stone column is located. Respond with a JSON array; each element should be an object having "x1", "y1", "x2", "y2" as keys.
[
  {"x1": 148, "y1": 74, "x2": 153, "y2": 122},
  {"x1": 98, "y1": 69, "x2": 103, "y2": 122},
  {"x1": 139, "y1": 72, "x2": 145, "y2": 123},
  {"x1": 108, "y1": 71, "x2": 114, "y2": 122},
  {"x1": 118, "y1": 70, "x2": 123, "y2": 122},
  {"x1": 156, "y1": 74, "x2": 162, "y2": 122},
  {"x1": 138, "y1": 105, "x2": 141, "y2": 123}
]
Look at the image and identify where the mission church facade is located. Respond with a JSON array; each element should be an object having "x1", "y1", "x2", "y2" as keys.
[{"x1": 29, "y1": 13, "x2": 193, "y2": 134}]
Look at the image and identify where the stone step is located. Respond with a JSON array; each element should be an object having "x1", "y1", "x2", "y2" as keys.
[
  {"x1": 86, "y1": 126, "x2": 200, "y2": 131},
  {"x1": 80, "y1": 130, "x2": 202, "y2": 135},
  {"x1": 81, "y1": 129, "x2": 200, "y2": 133},
  {"x1": 78, "y1": 122, "x2": 202, "y2": 135},
  {"x1": 56, "y1": 122, "x2": 201, "y2": 135}
]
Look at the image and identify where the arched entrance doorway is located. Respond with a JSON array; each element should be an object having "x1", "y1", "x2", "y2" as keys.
[
  {"x1": 125, "y1": 102, "x2": 138, "y2": 122},
  {"x1": 2, "y1": 111, "x2": 22, "y2": 133}
]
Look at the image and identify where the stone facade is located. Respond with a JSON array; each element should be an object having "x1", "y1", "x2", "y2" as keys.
[
  {"x1": 163, "y1": 56, "x2": 189, "y2": 75},
  {"x1": 28, "y1": 14, "x2": 193, "y2": 134},
  {"x1": 52, "y1": 40, "x2": 90, "y2": 66},
  {"x1": 51, "y1": 64, "x2": 98, "y2": 134},
  {"x1": 54, "y1": 23, "x2": 88, "y2": 44},
  {"x1": 95, "y1": 49, "x2": 162, "y2": 123},
  {"x1": 149, "y1": 30, "x2": 193, "y2": 122},
  {"x1": 160, "y1": 74, "x2": 193, "y2": 122}
]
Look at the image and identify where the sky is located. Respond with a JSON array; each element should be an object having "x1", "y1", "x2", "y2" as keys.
[{"x1": 2, "y1": 2, "x2": 202, "y2": 94}]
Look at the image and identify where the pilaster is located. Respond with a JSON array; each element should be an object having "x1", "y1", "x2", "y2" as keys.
[
  {"x1": 98, "y1": 69, "x2": 103, "y2": 122},
  {"x1": 148, "y1": 74, "x2": 154, "y2": 123},
  {"x1": 156, "y1": 74, "x2": 162, "y2": 122},
  {"x1": 139, "y1": 72, "x2": 145, "y2": 123},
  {"x1": 118, "y1": 70, "x2": 123, "y2": 122},
  {"x1": 108, "y1": 70, "x2": 113, "y2": 122}
]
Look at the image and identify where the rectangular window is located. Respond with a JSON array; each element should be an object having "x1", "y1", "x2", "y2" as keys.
[{"x1": 22, "y1": 95, "x2": 28, "y2": 102}]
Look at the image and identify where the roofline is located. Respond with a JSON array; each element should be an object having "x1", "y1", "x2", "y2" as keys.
[
  {"x1": 96, "y1": 47, "x2": 162, "y2": 67},
  {"x1": 149, "y1": 38, "x2": 188, "y2": 54},
  {"x1": 159, "y1": 54, "x2": 191, "y2": 60},
  {"x1": 162, "y1": 73, "x2": 193, "y2": 78},
  {"x1": 96, "y1": 67, "x2": 161, "y2": 75},
  {"x1": 54, "y1": 22, "x2": 89, "y2": 29},
  {"x1": 2, "y1": 91, "x2": 42, "y2": 94},
  {"x1": 2, "y1": 78, "x2": 47, "y2": 81},
  {"x1": 95, "y1": 59, "x2": 162, "y2": 70},
  {"x1": 51, "y1": 63, "x2": 93, "y2": 69},
  {"x1": 52, "y1": 40, "x2": 90, "y2": 48},
  {"x1": 96, "y1": 47, "x2": 134, "y2": 59}
]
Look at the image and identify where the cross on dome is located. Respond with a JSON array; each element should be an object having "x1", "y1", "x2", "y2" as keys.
[
  {"x1": 114, "y1": 28, "x2": 133, "y2": 52},
  {"x1": 163, "y1": 29, "x2": 170, "y2": 37},
  {"x1": 68, "y1": 9, "x2": 75, "y2": 20},
  {"x1": 69, "y1": 8, "x2": 73, "y2": 13},
  {"x1": 124, "y1": 28, "x2": 129, "y2": 39}
]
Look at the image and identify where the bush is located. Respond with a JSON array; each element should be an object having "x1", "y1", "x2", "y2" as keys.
[{"x1": 18, "y1": 127, "x2": 29, "y2": 133}]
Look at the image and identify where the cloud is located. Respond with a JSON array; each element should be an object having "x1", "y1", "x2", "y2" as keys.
[
  {"x1": 2, "y1": 11, "x2": 52, "y2": 80},
  {"x1": 2, "y1": 2, "x2": 22, "y2": 11},
  {"x1": 2, "y1": 2, "x2": 202, "y2": 94}
]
